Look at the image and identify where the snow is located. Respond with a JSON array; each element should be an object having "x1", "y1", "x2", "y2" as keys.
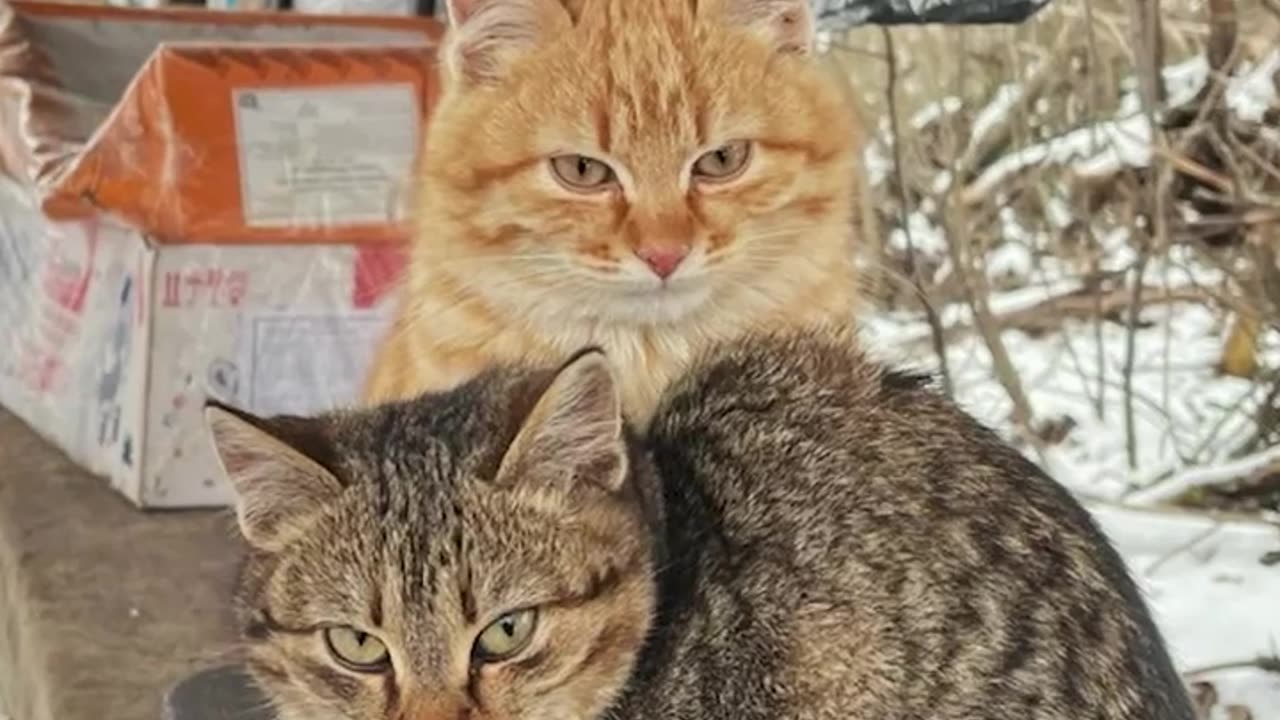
[
  {"x1": 887, "y1": 209, "x2": 948, "y2": 255},
  {"x1": 969, "y1": 80, "x2": 1026, "y2": 151},
  {"x1": 1127, "y1": 445, "x2": 1280, "y2": 506},
  {"x1": 930, "y1": 169, "x2": 953, "y2": 195},
  {"x1": 1094, "y1": 504, "x2": 1280, "y2": 714},
  {"x1": 1228, "y1": 50, "x2": 1280, "y2": 123},
  {"x1": 966, "y1": 113, "x2": 1152, "y2": 198},
  {"x1": 862, "y1": 139, "x2": 893, "y2": 188},
  {"x1": 962, "y1": 51, "x2": 1273, "y2": 199},
  {"x1": 910, "y1": 95, "x2": 964, "y2": 130},
  {"x1": 870, "y1": 297, "x2": 1275, "y2": 497},
  {"x1": 940, "y1": 276, "x2": 1085, "y2": 327},
  {"x1": 1162, "y1": 54, "x2": 1215, "y2": 108},
  {"x1": 1043, "y1": 195, "x2": 1074, "y2": 229},
  {"x1": 987, "y1": 239, "x2": 1034, "y2": 278}
]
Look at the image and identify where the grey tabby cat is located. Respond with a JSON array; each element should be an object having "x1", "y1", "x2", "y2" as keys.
[{"x1": 206, "y1": 328, "x2": 1195, "y2": 720}]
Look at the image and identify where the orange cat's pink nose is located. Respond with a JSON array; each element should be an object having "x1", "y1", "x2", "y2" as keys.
[{"x1": 635, "y1": 244, "x2": 688, "y2": 279}]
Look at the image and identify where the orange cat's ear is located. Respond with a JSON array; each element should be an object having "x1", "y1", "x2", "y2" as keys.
[
  {"x1": 442, "y1": 0, "x2": 572, "y2": 86},
  {"x1": 704, "y1": 0, "x2": 814, "y2": 55},
  {"x1": 495, "y1": 349, "x2": 629, "y2": 495}
]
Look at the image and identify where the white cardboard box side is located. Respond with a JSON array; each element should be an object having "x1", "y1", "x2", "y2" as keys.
[
  {"x1": 141, "y1": 243, "x2": 397, "y2": 507},
  {"x1": 0, "y1": 177, "x2": 400, "y2": 508}
]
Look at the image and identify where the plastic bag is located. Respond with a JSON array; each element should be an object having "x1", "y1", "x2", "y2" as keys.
[{"x1": 813, "y1": 0, "x2": 1052, "y2": 28}]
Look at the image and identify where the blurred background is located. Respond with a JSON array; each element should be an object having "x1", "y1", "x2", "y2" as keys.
[{"x1": 823, "y1": 2, "x2": 1280, "y2": 716}]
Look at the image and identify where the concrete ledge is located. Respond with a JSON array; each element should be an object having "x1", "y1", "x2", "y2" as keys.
[{"x1": 0, "y1": 410, "x2": 243, "y2": 720}]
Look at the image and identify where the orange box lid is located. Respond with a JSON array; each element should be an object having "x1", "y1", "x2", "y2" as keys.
[{"x1": 0, "y1": 1, "x2": 443, "y2": 244}]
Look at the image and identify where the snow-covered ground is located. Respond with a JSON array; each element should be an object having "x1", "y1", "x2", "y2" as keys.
[{"x1": 863, "y1": 289, "x2": 1280, "y2": 718}]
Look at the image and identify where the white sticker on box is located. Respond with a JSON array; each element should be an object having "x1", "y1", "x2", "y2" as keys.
[
  {"x1": 241, "y1": 313, "x2": 389, "y2": 417},
  {"x1": 233, "y1": 84, "x2": 419, "y2": 228}
]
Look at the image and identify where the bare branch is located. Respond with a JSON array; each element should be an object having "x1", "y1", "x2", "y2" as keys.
[
  {"x1": 1128, "y1": 0, "x2": 1166, "y2": 109},
  {"x1": 881, "y1": 26, "x2": 955, "y2": 397},
  {"x1": 1122, "y1": 242, "x2": 1153, "y2": 471},
  {"x1": 1125, "y1": 444, "x2": 1280, "y2": 506},
  {"x1": 1184, "y1": 656, "x2": 1280, "y2": 677}
]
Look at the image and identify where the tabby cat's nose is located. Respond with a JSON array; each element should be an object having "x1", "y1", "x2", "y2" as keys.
[{"x1": 635, "y1": 244, "x2": 689, "y2": 279}]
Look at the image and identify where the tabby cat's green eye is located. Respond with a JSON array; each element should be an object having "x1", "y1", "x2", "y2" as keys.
[
  {"x1": 323, "y1": 626, "x2": 391, "y2": 672},
  {"x1": 473, "y1": 608, "x2": 538, "y2": 663}
]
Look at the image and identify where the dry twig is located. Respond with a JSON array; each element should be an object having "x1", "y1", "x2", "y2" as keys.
[
  {"x1": 1125, "y1": 443, "x2": 1280, "y2": 505},
  {"x1": 881, "y1": 27, "x2": 955, "y2": 397},
  {"x1": 1184, "y1": 655, "x2": 1280, "y2": 677}
]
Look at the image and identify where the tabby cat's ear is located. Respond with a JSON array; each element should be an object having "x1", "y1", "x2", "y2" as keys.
[
  {"x1": 204, "y1": 403, "x2": 344, "y2": 553},
  {"x1": 705, "y1": 0, "x2": 814, "y2": 55},
  {"x1": 442, "y1": 0, "x2": 573, "y2": 86},
  {"x1": 496, "y1": 350, "x2": 629, "y2": 494}
]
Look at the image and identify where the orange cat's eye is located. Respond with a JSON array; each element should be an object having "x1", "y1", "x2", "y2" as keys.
[
  {"x1": 549, "y1": 154, "x2": 616, "y2": 192},
  {"x1": 692, "y1": 141, "x2": 752, "y2": 183}
]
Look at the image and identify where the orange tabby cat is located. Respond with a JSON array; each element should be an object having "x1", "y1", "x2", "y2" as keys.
[{"x1": 365, "y1": 0, "x2": 863, "y2": 423}]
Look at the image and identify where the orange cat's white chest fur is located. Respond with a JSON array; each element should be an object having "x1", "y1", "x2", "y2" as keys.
[
  {"x1": 367, "y1": 301, "x2": 701, "y2": 423},
  {"x1": 365, "y1": 255, "x2": 858, "y2": 425}
]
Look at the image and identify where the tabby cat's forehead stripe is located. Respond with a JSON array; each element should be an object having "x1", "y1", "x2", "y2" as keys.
[
  {"x1": 460, "y1": 563, "x2": 478, "y2": 625},
  {"x1": 369, "y1": 583, "x2": 384, "y2": 628}
]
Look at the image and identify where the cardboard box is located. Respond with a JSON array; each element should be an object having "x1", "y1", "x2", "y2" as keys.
[{"x1": 0, "y1": 1, "x2": 438, "y2": 507}]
